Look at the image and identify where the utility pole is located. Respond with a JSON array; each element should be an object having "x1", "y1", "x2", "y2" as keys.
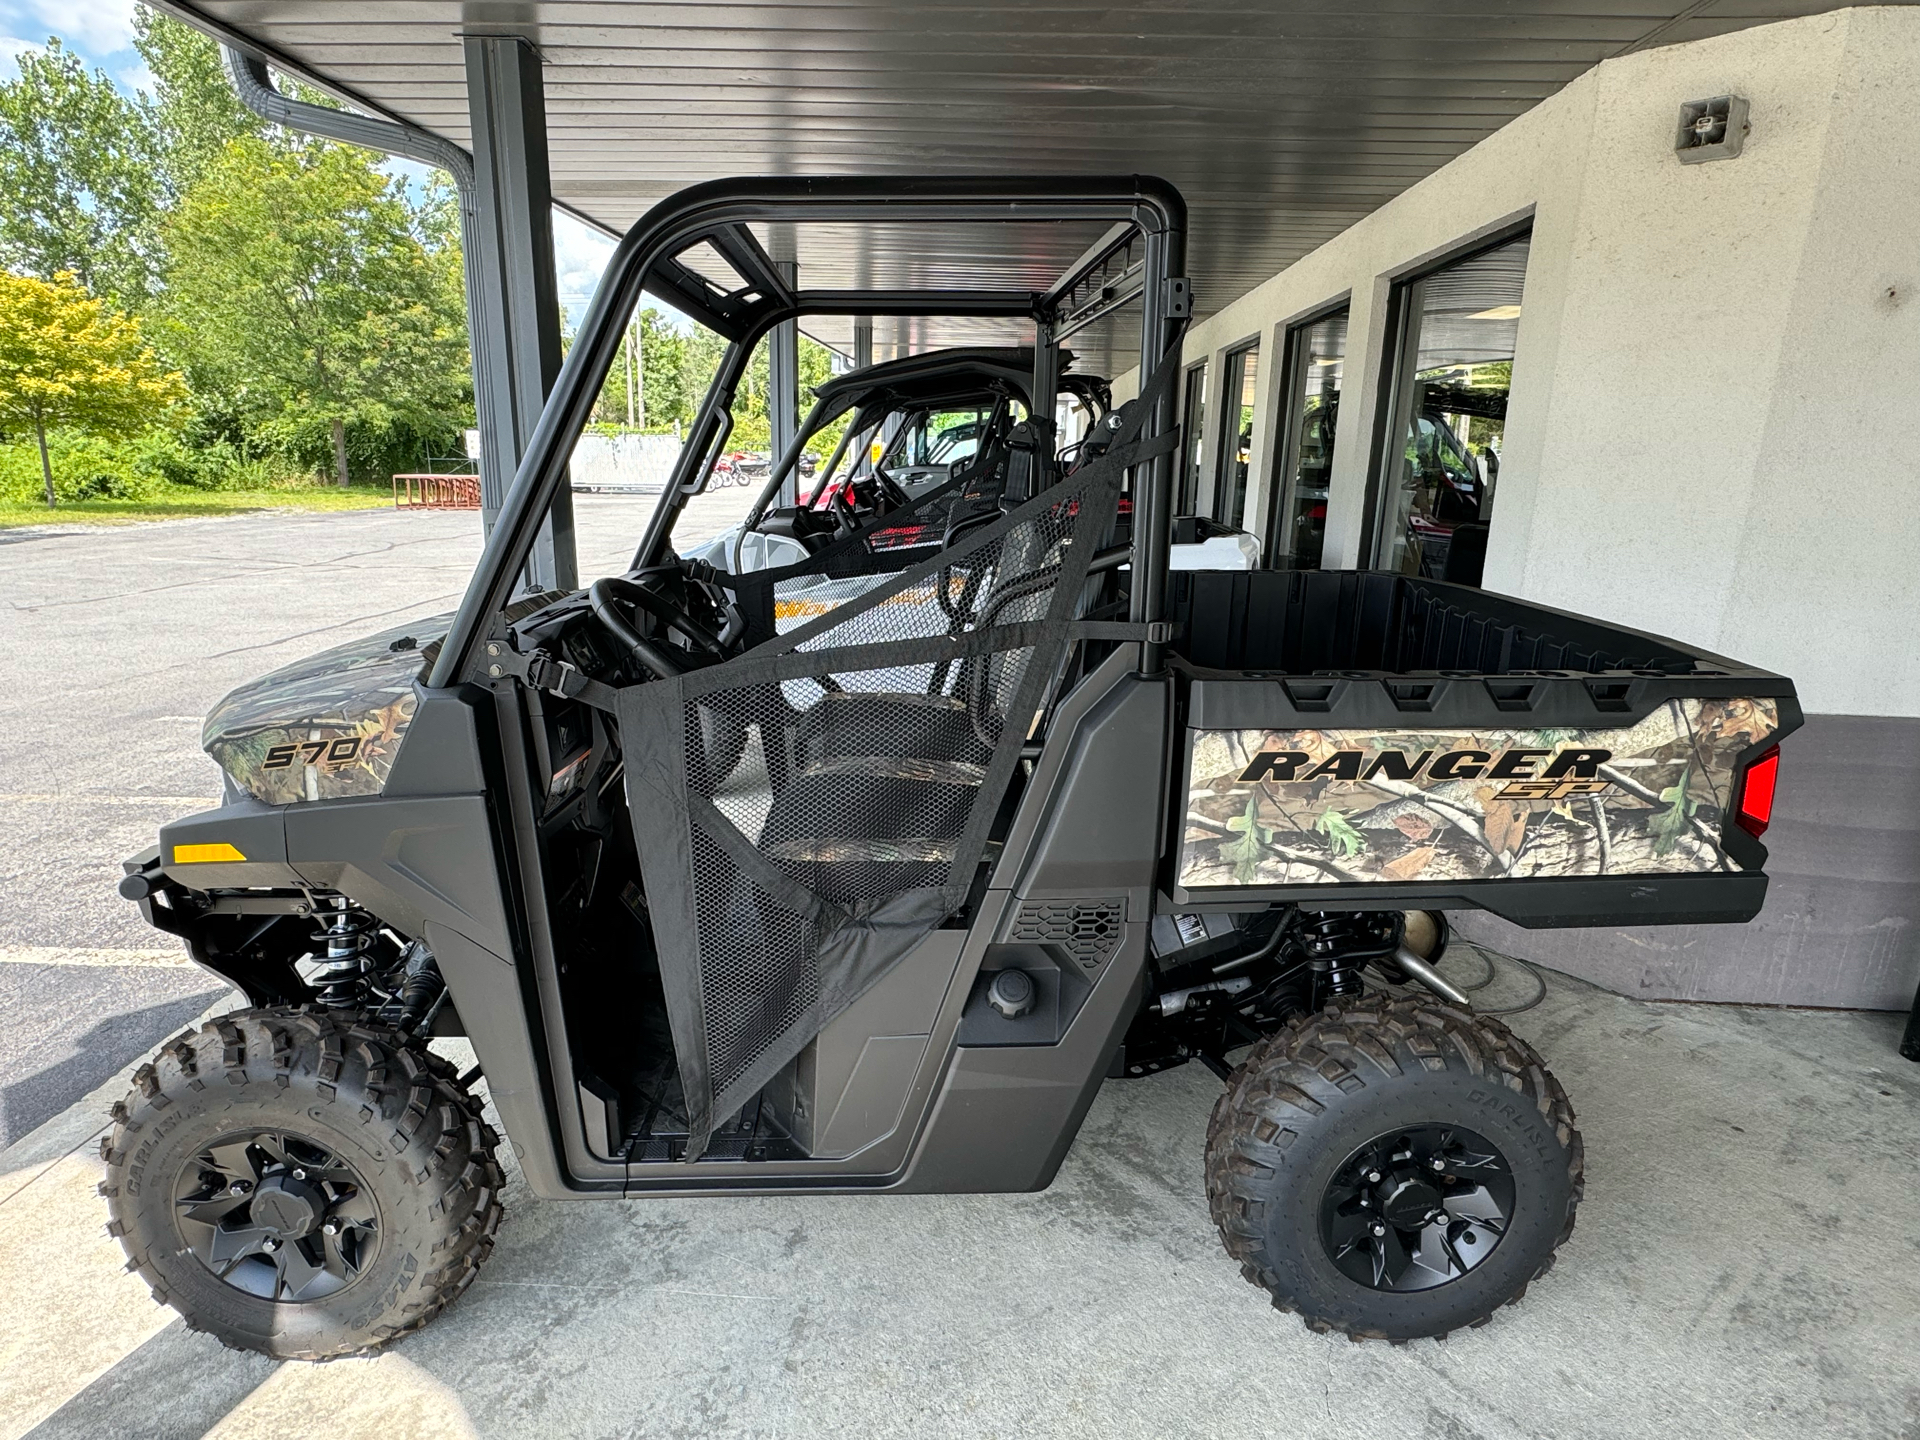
[{"x1": 625, "y1": 322, "x2": 636, "y2": 429}]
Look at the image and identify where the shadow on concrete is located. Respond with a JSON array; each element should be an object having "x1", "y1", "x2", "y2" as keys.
[
  {"x1": 1, "y1": 990, "x2": 225, "y2": 1148},
  {"x1": 21, "y1": 1320, "x2": 275, "y2": 1440}
]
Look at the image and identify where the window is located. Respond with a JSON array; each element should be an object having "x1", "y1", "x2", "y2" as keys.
[
  {"x1": 1372, "y1": 231, "x2": 1529, "y2": 585},
  {"x1": 876, "y1": 404, "x2": 1008, "y2": 497},
  {"x1": 1214, "y1": 342, "x2": 1259, "y2": 529},
  {"x1": 886, "y1": 407, "x2": 991, "y2": 468},
  {"x1": 1268, "y1": 307, "x2": 1347, "y2": 570},
  {"x1": 1179, "y1": 362, "x2": 1208, "y2": 515},
  {"x1": 927, "y1": 422, "x2": 980, "y2": 465}
]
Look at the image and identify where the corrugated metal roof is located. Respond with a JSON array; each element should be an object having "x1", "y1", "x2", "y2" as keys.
[{"x1": 161, "y1": 0, "x2": 1892, "y2": 361}]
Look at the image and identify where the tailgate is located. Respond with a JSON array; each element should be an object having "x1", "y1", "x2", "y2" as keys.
[{"x1": 1172, "y1": 670, "x2": 1801, "y2": 927}]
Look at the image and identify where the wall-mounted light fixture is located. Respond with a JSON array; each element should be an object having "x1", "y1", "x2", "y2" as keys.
[{"x1": 1676, "y1": 95, "x2": 1750, "y2": 163}]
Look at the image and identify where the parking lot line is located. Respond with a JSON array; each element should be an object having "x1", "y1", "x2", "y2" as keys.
[{"x1": 0, "y1": 947, "x2": 191, "y2": 969}]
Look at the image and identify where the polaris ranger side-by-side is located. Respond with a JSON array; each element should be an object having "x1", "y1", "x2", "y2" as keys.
[{"x1": 104, "y1": 177, "x2": 1799, "y2": 1357}]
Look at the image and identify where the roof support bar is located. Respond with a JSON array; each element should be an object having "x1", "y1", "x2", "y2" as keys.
[
  {"x1": 706, "y1": 224, "x2": 797, "y2": 309},
  {"x1": 1055, "y1": 261, "x2": 1145, "y2": 342},
  {"x1": 430, "y1": 175, "x2": 1186, "y2": 689},
  {"x1": 1133, "y1": 226, "x2": 1184, "y2": 674},
  {"x1": 768, "y1": 261, "x2": 800, "y2": 505},
  {"x1": 1041, "y1": 221, "x2": 1136, "y2": 313},
  {"x1": 463, "y1": 34, "x2": 574, "y2": 593}
]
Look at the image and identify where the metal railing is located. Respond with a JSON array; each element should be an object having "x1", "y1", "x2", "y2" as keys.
[{"x1": 392, "y1": 473, "x2": 482, "y2": 510}]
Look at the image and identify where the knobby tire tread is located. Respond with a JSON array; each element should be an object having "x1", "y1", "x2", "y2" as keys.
[
  {"x1": 1203, "y1": 994, "x2": 1584, "y2": 1342},
  {"x1": 98, "y1": 1005, "x2": 503, "y2": 1360}
]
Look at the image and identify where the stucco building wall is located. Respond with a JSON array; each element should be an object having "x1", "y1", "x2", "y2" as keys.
[{"x1": 1142, "y1": 7, "x2": 1920, "y2": 1007}]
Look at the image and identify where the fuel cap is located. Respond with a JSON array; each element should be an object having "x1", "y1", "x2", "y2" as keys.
[{"x1": 987, "y1": 969, "x2": 1036, "y2": 1019}]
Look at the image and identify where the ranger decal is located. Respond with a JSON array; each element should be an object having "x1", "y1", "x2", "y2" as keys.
[{"x1": 1180, "y1": 697, "x2": 1780, "y2": 888}]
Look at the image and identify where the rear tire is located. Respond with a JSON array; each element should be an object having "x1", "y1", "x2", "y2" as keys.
[
  {"x1": 100, "y1": 1007, "x2": 503, "y2": 1359},
  {"x1": 1205, "y1": 994, "x2": 1582, "y2": 1341}
]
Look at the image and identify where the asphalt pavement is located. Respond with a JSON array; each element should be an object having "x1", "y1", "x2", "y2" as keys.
[{"x1": 0, "y1": 484, "x2": 754, "y2": 1146}]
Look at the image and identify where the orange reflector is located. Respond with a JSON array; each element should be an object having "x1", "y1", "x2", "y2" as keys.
[
  {"x1": 1736, "y1": 747, "x2": 1780, "y2": 838},
  {"x1": 173, "y1": 842, "x2": 247, "y2": 864}
]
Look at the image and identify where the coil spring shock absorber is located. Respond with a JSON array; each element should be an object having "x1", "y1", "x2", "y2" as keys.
[
  {"x1": 308, "y1": 900, "x2": 378, "y2": 1008},
  {"x1": 1299, "y1": 910, "x2": 1372, "y2": 1010}
]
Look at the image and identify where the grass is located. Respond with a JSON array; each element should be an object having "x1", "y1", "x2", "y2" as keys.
[{"x1": 0, "y1": 485, "x2": 399, "y2": 529}]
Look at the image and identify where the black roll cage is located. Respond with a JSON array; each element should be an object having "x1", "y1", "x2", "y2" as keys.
[
  {"x1": 744, "y1": 349, "x2": 1112, "y2": 531},
  {"x1": 429, "y1": 175, "x2": 1189, "y2": 690}
]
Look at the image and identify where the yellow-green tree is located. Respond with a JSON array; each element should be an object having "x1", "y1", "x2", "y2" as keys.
[{"x1": 0, "y1": 271, "x2": 184, "y2": 506}]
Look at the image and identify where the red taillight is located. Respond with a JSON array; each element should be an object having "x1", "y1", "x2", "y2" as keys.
[{"x1": 1736, "y1": 746, "x2": 1780, "y2": 837}]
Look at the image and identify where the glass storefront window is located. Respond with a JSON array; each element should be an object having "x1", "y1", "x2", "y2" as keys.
[
  {"x1": 1215, "y1": 343, "x2": 1259, "y2": 529},
  {"x1": 1179, "y1": 363, "x2": 1207, "y2": 514},
  {"x1": 1374, "y1": 232, "x2": 1529, "y2": 585},
  {"x1": 1269, "y1": 307, "x2": 1347, "y2": 570}
]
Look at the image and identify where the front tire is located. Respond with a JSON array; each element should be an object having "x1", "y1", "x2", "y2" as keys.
[
  {"x1": 1205, "y1": 995, "x2": 1582, "y2": 1341},
  {"x1": 100, "y1": 1007, "x2": 503, "y2": 1359}
]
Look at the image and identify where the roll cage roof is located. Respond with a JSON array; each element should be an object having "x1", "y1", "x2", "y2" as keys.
[
  {"x1": 431, "y1": 175, "x2": 1188, "y2": 690},
  {"x1": 809, "y1": 347, "x2": 1109, "y2": 430}
]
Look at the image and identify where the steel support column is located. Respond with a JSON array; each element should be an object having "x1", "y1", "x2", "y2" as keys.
[
  {"x1": 769, "y1": 261, "x2": 800, "y2": 505},
  {"x1": 1031, "y1": 320, "x2": 1059, "y2": 447},
  {"x1": 464, "y1": 34, "x2": 574, "y2": 592},
  {"x1": 853, "y1": 317, "x2": 874, "y2": 370}
]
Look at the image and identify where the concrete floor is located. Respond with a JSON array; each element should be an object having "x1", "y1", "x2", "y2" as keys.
[
  {"x1": 2, "y1": 494, "x2": 1917, "y2": 1438},
  {"x1": 3, "y1": 958, "x2": 1916, "y2": 1440}
]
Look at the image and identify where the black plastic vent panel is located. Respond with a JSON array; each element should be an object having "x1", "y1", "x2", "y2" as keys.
[{"x1": 1010, "y1": 898, "x2": 1126, "y2": 968}]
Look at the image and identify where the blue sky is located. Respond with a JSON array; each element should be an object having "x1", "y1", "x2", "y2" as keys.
[{"x1": 0, "y1": 0, "x2": 624, "y2": 325}]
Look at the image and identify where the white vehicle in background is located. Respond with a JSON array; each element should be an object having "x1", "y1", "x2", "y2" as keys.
[{"x1": 681, "y1": 346, "x2": 1259, "y2": 591}]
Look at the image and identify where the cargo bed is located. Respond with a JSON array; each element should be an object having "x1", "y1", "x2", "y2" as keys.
[{"x1": 1164, "y1": 571, "x2": 1801, "y2": 925}]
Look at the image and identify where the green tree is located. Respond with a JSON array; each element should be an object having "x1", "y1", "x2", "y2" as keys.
[
  {"x1": 0, "y1": 271, "x2": 186, "y2": 506},
  {"x1": 591, "y1": 307, "x2": 741, "y2": 433},
  {"x1": 0, "y1": 39, "x2": 163, "y2": 307},
  {"x1": 160, "y1": 136, "x2": 471, "y2": 485},
  {"x1": 132, "y1": 7, "x2": 266, "y2": 199}
]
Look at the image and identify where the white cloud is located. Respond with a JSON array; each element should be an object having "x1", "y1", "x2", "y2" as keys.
[
  {"x1": 0, "y1": 34, "x2": 35, "y2": 74},
  {"x1": 551, "y1": 210, "x2": 696, "y2": 333},
  {"x1": 552, "y1": 210, "x2": 617, "y2": 329},
  {"x1": 2, "y1": 0, "x2": 135, "y2": 54}
]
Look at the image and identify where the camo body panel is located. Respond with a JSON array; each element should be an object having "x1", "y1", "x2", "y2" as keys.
[
  {"x1": 1179, "y1": 696, "x2": 1780, "y2": 889},
  {"x1": 203, "y1": 615, "x2": 452, "y2": 805}
]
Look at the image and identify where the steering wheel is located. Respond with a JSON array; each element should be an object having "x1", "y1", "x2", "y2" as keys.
[
  {"x1": 868, "y1": 466, "x2": 914, "y2": 513},
  {"x1": 830, "y1": 486, "x2": 861, "y2": 539},
  {"x1": 588, "y1": 564, "x2": 744, "y2": 680}
]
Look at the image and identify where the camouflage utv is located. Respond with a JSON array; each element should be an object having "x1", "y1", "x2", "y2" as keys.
[{"x1": 104, "y1": 176, "x2": 1798, "y2": 1357}]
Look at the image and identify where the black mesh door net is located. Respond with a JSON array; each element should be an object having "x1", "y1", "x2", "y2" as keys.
[{"x1": 619, "y1": 365, "x2": 1177, "y2": 1154}]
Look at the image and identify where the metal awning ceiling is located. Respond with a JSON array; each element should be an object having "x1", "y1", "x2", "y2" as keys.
[{"x1": 159, "y1": 0, "x2": 1890, "y2": 366}]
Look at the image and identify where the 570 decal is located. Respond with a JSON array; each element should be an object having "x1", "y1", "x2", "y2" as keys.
[{"x1": 262, "y1": 736, "x2": 364, "y2": 771}]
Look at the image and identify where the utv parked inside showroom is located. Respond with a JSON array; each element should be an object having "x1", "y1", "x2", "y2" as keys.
[{"x1": 106, "y1": 177, "x2": 1799, "y2": 1358}]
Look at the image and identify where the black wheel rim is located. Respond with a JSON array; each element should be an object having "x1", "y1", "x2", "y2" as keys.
[
  {"x1": 1318, "y1": 1124, "x2": 1514, "y2": 1293},
  {"x1": 172, "y1": 1131, "x2": 380, "y2": 1302}
]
